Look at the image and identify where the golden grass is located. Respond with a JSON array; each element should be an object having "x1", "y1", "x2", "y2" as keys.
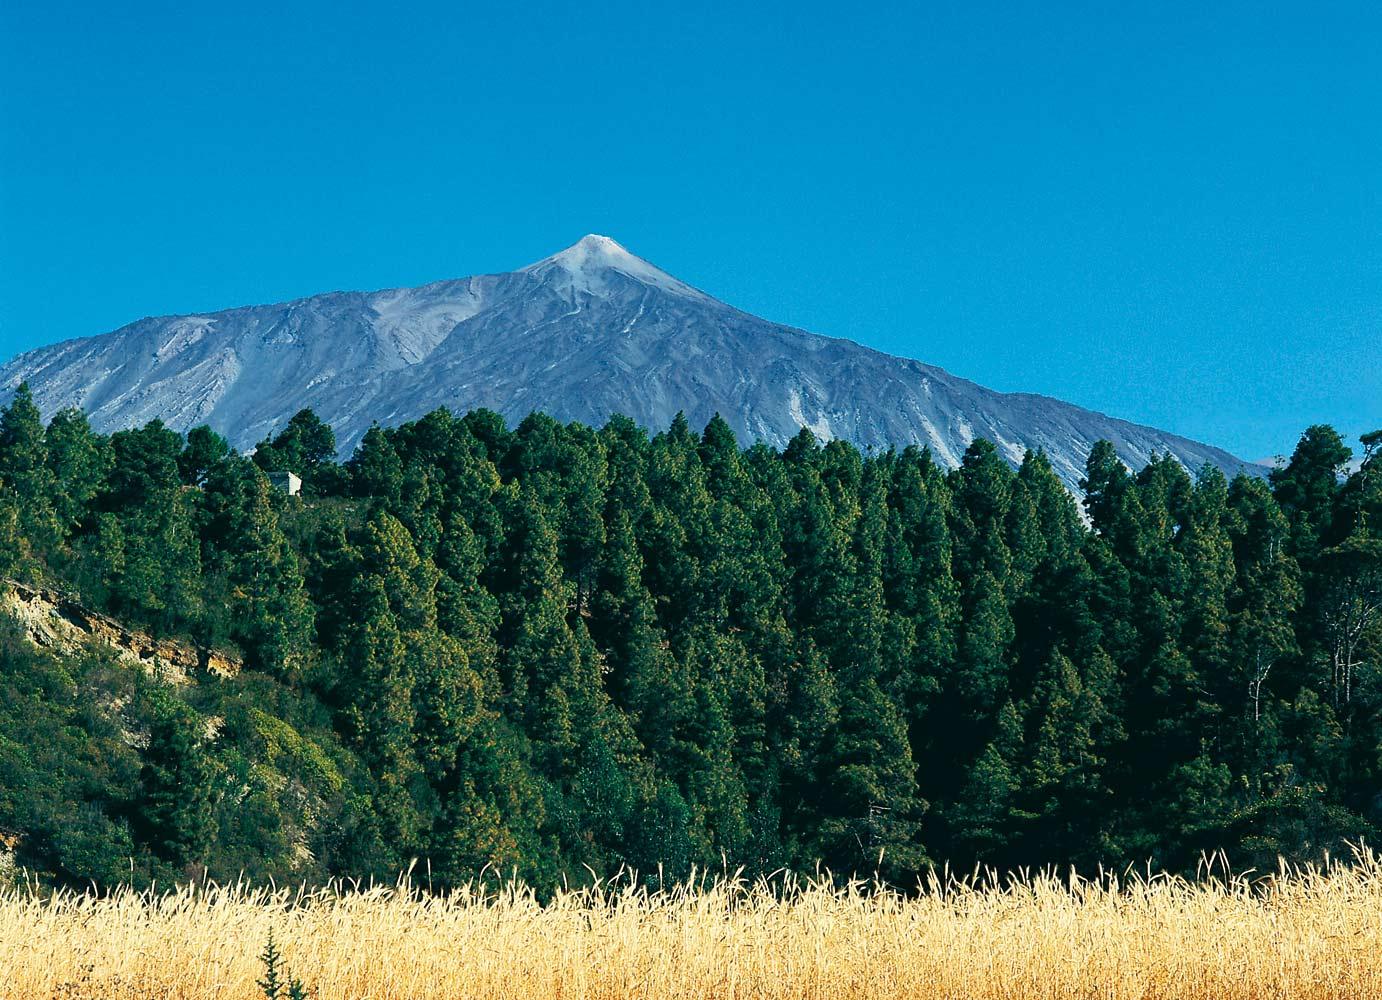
[{"x1": 6, "y1": 853, "x2": 1382, "y2": 999}]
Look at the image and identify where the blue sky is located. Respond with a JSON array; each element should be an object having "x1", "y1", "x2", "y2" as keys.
[{"x1": 1, "y1": 1, "x2": 1377, "y2": 461}]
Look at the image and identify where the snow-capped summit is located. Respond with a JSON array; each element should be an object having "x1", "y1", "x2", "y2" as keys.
[
  {"x1": 0, "y1": 236, "x2": 1264, "y2": 489},
  {"x1": 521, "y1": 234, "x2": 710, "y2": 301}
]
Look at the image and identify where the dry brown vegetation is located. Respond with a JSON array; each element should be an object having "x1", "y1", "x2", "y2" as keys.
[{"x1": 6, "y1": 853, "x2": 1382, "y2": 999}]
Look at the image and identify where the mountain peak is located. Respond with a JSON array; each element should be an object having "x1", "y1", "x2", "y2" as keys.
[
  {"x1": 538, "y1": 234, "x2": 639, "y2": 271},
  {"x1": 569, "y1": 233, "x2": 627, "y2": 254},
  {"x1": 521, "y1": 234, "x2": 710, "y2": 301},
  {"x1": 0, "y1": 237, "x2": 1264, "y2": 492}
]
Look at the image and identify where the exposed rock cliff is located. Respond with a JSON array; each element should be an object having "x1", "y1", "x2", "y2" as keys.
[{"x1": 1, "y1": 580, "x2": 239, "y2": 683}]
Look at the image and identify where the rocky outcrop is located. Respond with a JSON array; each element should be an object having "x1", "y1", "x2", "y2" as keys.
[{"x1": 1, "y1": 579, "x2": 239, "y2": 683}]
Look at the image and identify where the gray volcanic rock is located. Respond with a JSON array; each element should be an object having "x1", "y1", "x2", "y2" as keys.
[{"x1": 0, "y1": 235, "x2": 1264, "y2": 489}]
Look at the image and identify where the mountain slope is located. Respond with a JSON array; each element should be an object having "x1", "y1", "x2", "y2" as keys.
[{"x1": 0, "y1": 235, "x2": 1262, "y2": 488}]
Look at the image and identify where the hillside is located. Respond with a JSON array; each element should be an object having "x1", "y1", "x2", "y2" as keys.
[{"x1": 0, "y1": 380, "x2": 1375, "y2": 890}]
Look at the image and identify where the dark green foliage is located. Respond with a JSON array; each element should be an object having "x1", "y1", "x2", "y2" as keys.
[
  {"x1": 46, "y1": 407, "x2": 109, "y2": 533},
  {"x1": 180, "y1": 425, "x2": 232, "y2": 488},
  {"x1": 0, "y1": 402, "x2": 1377, "y2": 890},
  {"x1": 200, "y1": 460, "x2": 314, "y2": 672},
  {"x1": 0, "y1": 623, "x2": 140, "y2": 886},
  {"x1": 257, "y1": 929, "x2": 309, "y2": 1000},
  {"x1": 77, "y1": 421, "x2": 203, "y2": 633},
  {"x1": 135, "y1": 681, "x2": 219, "y2": 869},
  {"x1": 0, "y1": 384, "x2": 61, "y2": 558},
  {"x1": 254, "y1": 409, "x2": 344, "y2": 496}
]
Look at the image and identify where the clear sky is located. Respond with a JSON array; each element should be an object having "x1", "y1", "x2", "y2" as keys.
[{"x1": 1, "y1": 1, "x2": 1377, "y2": 461}]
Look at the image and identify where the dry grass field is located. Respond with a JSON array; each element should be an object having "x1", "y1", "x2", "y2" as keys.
[{"x1": 5, "y1": 853, "x2": 1382, "y2": 999}]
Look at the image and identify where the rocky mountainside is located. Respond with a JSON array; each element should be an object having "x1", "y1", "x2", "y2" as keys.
[
  {"x1": 2, "y1": 579, "x2": 239, "y2": 683},
  {"x1": 0, "y1": 235, "x2": 1262, "y2": 489}
]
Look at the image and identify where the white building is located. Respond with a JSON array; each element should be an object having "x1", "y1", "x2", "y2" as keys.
[{"x1": 268, "y1": 471, "x2": 302, "y2": 496}]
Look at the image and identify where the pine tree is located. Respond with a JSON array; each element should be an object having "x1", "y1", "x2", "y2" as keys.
[
  {"x1": 1226, "y1": 475, "x2": 1301, "y2": 732},
  {"x1": 46, "y1": 407, "x2": 109, "y2": 537},
  {"x1": 1271, "y1": 425, "x2": 1353, "y2": 563},
  {"x1": 348, "y1": 425, "x2": 404, "y2": 505},
  {"x1": 880, "y1": 449, "x2": 959, "y2": 805},
  {"x1": 946, "y1": 441, "x2": 1018, "y2": 723},
  {"x1": 396, "y1": 460, "x2": 444, "y2": 560},
  {"x1": 946, "y1": 700, "x2": 1023, "y2": 864},
  {"x1": 1178, "y1": 467, "x2": 1235, "y2": 715},
  {"x1": 499, "y1": 486, "x2": 644, "y2": 875},
  {"x1": 202, "y1": 462, "x2": 314, "y2": 673},
  {"x1": 332, "y1": 512, "x2": 449, "y2": 859},
  {"x1": 1315, "y1": 531, "x2": 1381, "y2": 708},
  {"x1": 179, "y1": 425, "x2": 231, "y2": 488},
  {"x1": 339, "y1": 578, "x2": 425, "y2": 860},
  {"x1": 506, "y1": 415, "x2": 607, "y2": 610},
  {"x1": 1313, "y1": 433, "x2": 1382, "y2": 709},
  {"x1": 641, "y1": 413, "x2": 712, "y2": 639},
  {"x1": 665, "y1": 623, "x2": 752, "y2": 863},
  {"x1": 299, "y1": 506, "x2": 360, "y2": 651},
  {"x1": 88, "y1": 421, "x2": 202, "y2": 632},
  {"x1": 589, "y1": 506, "x2": 674, "y2": 722},
  {"x1": 1017, "y1": 650, "x2": 1113, "y2": 864},
  {"x1": 460, "y1": 408, "x2": 514, "y2": 464},
  {"x1": 136, "y1": 684, "x2": 218, "y2": 869},
  {"x1": 952, "y1": 439, "x2": 1015, "y2": 585},
  {"x1": 434, "y1": 508, "x2": 501, "y2": 650},
  {"x1": 0, "y1": 383, "x2": 60, "y2": 557},
  {"x1": 694, "y1": 415, "x2": 776, "y2": 824},
  {"x1": 796, "y1": 458, "x2": 927, "y2": 879}
]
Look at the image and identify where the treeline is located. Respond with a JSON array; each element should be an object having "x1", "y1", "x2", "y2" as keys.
[{"x1": 0, "y1": 382, "x2": 1377, "y2": 889}]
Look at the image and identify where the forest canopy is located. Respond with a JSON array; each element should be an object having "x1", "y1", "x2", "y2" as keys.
[{"x1": 0, "y1": 383, "x2": 1377, "y2": 890}]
